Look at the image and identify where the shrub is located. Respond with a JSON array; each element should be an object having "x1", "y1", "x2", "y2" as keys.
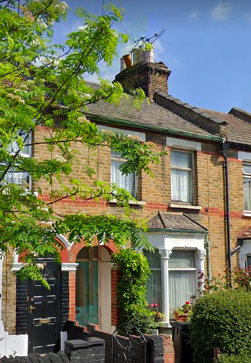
[
  {"x1": 189, "y1": 289, "x2": 251, "y2": 363},
  {"x1": 218, "y1": 352, "x2": 251, "y2": 363},
  {"x1": 112, "y1": 248, "x2": 155, "y2": 334}
]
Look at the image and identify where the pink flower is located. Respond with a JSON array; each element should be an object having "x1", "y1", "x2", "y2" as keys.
[
  {"x1": 150, "y1": 304, "x2": 154, "y2": 307},
  {"x1": 154, "y1": 303, "x2": 158, "y2": 307}
]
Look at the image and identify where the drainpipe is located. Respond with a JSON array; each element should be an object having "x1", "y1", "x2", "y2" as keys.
[
  {"x1": 222, "y1": 142, "x2": 232, "y2": 287},
  {"x1": 206, "y1": 233, "x2": 211, "y2": 282}
]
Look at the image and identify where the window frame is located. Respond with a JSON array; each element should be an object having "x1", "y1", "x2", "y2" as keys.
[
  {"x1": 2, "y1": 131, "x2": 32, "y2": 189},
  {"x1": 110, "y1": 149, "x2": 138, "y2": 199},
  {"x1": 243, "y1": 161, "x2": 251, "y2": 211},
  {"x1": 171, "y1": 149, "x2": 194, "y2": 204}
]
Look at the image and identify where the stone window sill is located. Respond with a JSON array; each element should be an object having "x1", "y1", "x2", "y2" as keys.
[
  {"x1": 169, "y1": 203, "x2": 202, "y2": 211},
  {"x1": 109, "y1": 199, "x2": 146, "y2": 206},
  {"x1": 243, "y1": 210, "x2": 251, "y2": 217}
]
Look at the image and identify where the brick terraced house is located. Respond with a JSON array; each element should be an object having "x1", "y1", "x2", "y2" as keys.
[{"x1": 1, "y1": 48, "x2": 251, "y2": 356}]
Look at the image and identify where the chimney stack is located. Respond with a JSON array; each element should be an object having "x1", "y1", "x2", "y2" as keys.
[{"x1": 115, "y1": 47, "x2": 171, "y2": 99}]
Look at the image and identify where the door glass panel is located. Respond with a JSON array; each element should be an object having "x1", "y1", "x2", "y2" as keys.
[
  {"x1": 89, "y1": 262, "x2": 94, "y2": 305},
  {"x1": 76, "y1": 266, "x2": 85, "y2": 307}
]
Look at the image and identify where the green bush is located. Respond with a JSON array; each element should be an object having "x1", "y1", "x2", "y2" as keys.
[
  {"x1": 218, "y1": 352, "x2": 251, "y2": 363},
  {"x1": 189, "y1": 289, "x2": 251, "y2": 363},
  {"x1": 112, "y1": 248, "x2": 155, "y2": 334}
]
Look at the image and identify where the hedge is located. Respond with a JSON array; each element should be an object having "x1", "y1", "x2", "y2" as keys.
[{"x1": 189, "y1": 289, "x2": 251, "y2": 363}]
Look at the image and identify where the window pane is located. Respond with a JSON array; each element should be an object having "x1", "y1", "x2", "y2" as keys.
[
  {"x1": 169, "y1": 270, "x2": 196, "y2": 314},
  {"x1": 146, "y1": 270, "x2": 162, "y2": 311},
  {"x1": 243, "y1": 178, "x2": 251, "y2": 210},
  {"x1": 247, "y1": 256, "x2": 251, "y2": 268},
  {"x1": 144, "y1": 250, "x2": 161, "y2": 268},
  {"x1": 169, "y1": 250, "x2": 195, "y2": 268},
  {"x1": 243, "y1": 164, "x2": 251, "y2": 175},
  {"x1": 171, "y1": 169, "x2": 191, "y2": 202},
  {"x1": 111, "y1": 157, "x2": 136, "y2": 197},
  {"x1": 5, "y1": 171, "x2": 29, "y2": 186},
  {"x1": 171, "y1": 151, "x2": 192, "y2": 169}
]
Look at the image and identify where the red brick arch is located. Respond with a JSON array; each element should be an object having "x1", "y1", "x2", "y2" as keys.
[{"x1": 68, "y1": 240, "x2": 119, "y2": 322}]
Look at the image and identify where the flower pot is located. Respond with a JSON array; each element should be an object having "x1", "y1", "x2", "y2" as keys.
[
  {"x1": 174, "y1": 311, "x2": 189, "y2": 322},
  {"x1": 154, "y1": 313, "x2": 162, "y2": 322}
]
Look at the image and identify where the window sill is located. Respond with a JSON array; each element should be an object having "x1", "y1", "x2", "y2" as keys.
[
  {"x1": 169, "y1": 203, "x2": 202, "y2": 211},
  {"x1": 243, "y1": 210, "x2": 251, "y2": 217},
  {"x1": 109, "y1": 199, "x2": 146, "y2": 206}
]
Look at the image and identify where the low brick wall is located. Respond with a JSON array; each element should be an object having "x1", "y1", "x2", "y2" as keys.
[{"x1": 64, "y1": 320, "x2": 174, "y2": 363}]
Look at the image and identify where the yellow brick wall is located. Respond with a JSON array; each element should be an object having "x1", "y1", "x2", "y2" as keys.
[{"x1": 3, "y1": 124, "x2": 251, "y2": 333}]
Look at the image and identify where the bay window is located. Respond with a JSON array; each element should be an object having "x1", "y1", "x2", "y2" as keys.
[
  {"x1": 143, "y1": 250, "x2": 162, "y2": 311},
  {"x1": 168, "y1": 250, "x2": 197, "y2": 314}
]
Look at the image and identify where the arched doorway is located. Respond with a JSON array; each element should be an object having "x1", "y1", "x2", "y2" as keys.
[
  {"x1": 75, "y1": 247, "x2": 99, "y2": 326},
  {"x1": 75, "y1": 246, "x2": 112, "y2": 330}
]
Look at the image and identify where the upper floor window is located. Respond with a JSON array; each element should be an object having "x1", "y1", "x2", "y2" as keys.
[
  {"x1": 243, "y1": 162, "x2": 251, "y2": 211},
  {"x1": 171, "y1": 150, "x2": 193, "y2": 203},
  {"x1": 2, "y1": 132, "x2": 32, "y2": 188},
  {"x1": 111, "y1": 150, "x2": 138, "y2": 198}
]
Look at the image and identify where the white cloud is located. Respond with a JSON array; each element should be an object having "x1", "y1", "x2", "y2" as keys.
[
  {"x1": 211, "y1": 2, "x2": 233, "y2": 21},
  {"x1": 188, "y1": 11, "x2": 199, "y2": 19}
]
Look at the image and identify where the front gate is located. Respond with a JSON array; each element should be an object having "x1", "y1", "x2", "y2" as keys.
[{"x1": 27, "y1": 258, "x2": 61, "y2": 354}]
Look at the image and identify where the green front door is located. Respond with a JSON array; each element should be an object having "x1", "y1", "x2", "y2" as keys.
[{"x1": 76, "y1": 250, "x2": 99, "y2": 326}]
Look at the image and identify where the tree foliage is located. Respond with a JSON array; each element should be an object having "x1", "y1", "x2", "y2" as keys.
[{"x1": 0, "y1": 0, "x2": 159, "y2": 285}]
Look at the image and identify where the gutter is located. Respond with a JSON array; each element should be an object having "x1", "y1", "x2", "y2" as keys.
[
  {"x1": 147, "y1": 228, "x2": 207, "y2": 234},
  {"x1": 222, "y1": 142, "x2": 232, "y2": 287},
  {"x1": 84, "y1": 113, "x2": 223, "y2": 143}
]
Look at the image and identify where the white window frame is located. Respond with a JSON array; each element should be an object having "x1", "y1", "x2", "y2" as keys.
[
  {"x1": 171, "y1": 149, "x2": 194, "y2": 204},
  {"x1": 243, "y1": 162, "x2": 251, "y2": 212},
  {"x1": 110, "y1": 149, "x2": 138, "y2": 199},
  {"x1": 2, "y1": 131, "x2": 32, "y2": 189},
  {"x1": 144, "y1": 233, "x2": 205, "y2": 327}
]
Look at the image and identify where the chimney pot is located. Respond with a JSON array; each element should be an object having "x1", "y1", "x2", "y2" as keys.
[{"x1": 123, "y1": 54, "x2": 132, "y2": 68}]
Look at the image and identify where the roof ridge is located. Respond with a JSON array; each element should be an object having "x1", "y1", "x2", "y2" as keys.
[{"x1": 158, "y1": 93, "x2": 226, "y2": 125}]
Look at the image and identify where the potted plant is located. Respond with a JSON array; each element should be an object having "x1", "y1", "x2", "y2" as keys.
[
  {"x1": 148, "y1": 303, "x2": 164, "y2": 322},
  {"x1": 173, "y1": 301, "x2": 192, "y2": 322}
]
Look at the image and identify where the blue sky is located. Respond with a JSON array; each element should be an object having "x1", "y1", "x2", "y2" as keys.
[{"x1": 54, "y1": 0, "x2": 251, "y2": 113}]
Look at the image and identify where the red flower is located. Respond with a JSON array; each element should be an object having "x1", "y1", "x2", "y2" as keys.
[
  {"x1": 154, "y1": 303, "x2": 158, "y2": 307},
  {"x1": 185, "y1": 301, "x2": 190, "y2": 305}
]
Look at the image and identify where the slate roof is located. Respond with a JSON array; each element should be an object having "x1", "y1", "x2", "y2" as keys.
[
  {"x1": 85, "y1": 82, "x2": 251, "y2": 147},
  {"x1": 147, "y1": 211, "x2": 207, "y2": 232},
  {"x1": 202, "y1": 109, "x2": 251, "y2": 146},
  {"x1": 85, "y1": 94, "x2": 214, "y2": 137}
]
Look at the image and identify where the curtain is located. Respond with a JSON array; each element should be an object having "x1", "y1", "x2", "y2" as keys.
[
  {"x1": 146, "y1": 270, "x2": 162, "y2": 311},
  {"x1": 5, "y1": 171, "x2": 29, "y2": 185},
  {"x1": 171, "y1": 151, "x2": 192, "y2": 203},
  {"x1": 169, "y1": 250, "x2": 195, "y2": 268},
  {"x1": 144, "y1": 250, "x2": 162, "y2": 311},
  {"x1": 169, "y1": 270, "x2": 196, "y2": 314},
  {"x1": 243, "y1": 178, "x2": 251, "y2": 210},
  {"x1": 111, "y1": 156, "x2": 136, "y2": 197}
]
